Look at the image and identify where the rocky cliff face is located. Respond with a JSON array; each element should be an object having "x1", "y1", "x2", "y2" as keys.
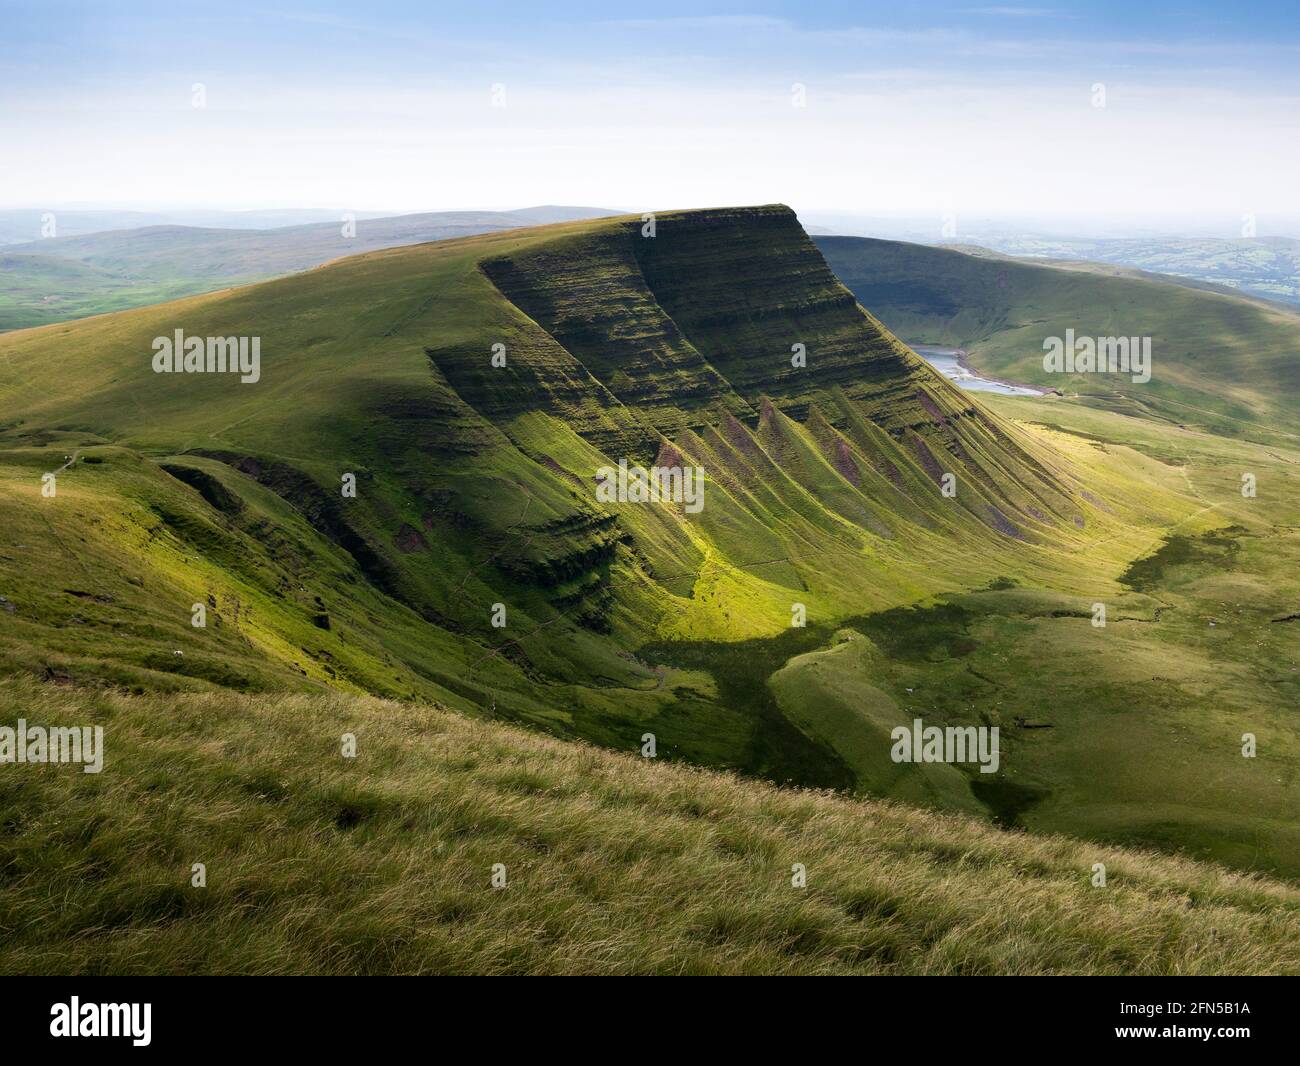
[{"x1": 451, "y1": 205, "x2": 1081, "y2": 546}]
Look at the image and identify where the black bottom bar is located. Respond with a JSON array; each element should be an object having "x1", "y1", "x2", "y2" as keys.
[{"x1": 1, "y1": 976, "x2": 1290, "y2": 1052}]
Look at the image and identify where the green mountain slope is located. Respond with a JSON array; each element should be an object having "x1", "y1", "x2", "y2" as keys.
[
  {"x1": 816, "y1": 235, "x2": 1300, "y2": 444},
  {"x1": 3, "y1": 676, "x2": 1296, "y2": 975},
  {"x1": 1, "y1": 206, "x2": 1296, "y2": 877}
]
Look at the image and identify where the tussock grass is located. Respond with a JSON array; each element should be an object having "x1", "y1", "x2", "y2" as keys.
[{"x1": 1, "y1": 677, "x2": 1295, "y2": 975}]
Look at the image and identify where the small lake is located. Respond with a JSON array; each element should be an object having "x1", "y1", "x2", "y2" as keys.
[{"x1": 910, "y1": 345, "x2": 1045, "y2": 397}]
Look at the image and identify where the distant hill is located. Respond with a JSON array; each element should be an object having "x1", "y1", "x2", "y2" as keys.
[
  {"x1": 507, "y1": 205, "x2": 625, "y2": 224},
  {"x1": 6, "y1": 211, "x2": 569, "y2": 280},
  {"x1": 0, "y1": 207, "x2": 401, "y2": 245},
  {"x1": 816, "y1": 235, "x2": 1300, "y2": 444},
  {"x1": 0, "y1": 207, "x2": 620, "y2": 330},
  {"x1": 945, "y1": 234, "x2": 1300, "y2": 307}
]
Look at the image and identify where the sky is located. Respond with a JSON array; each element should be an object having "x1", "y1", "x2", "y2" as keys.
[{"x1": 1, "y1": 1, "x2": 1297, "y2": 231}]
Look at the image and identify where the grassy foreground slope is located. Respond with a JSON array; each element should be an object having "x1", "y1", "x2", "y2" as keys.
[
  {"x1": 816, "y1": 236, "x2": 1300, "y2": 445},
  {"x1": 1, "y1": 677, "x2": 1296, "y2": 976}
]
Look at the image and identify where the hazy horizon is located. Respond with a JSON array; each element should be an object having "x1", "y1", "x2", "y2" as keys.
[{"x1": 4, "y1": 203, "x2": 1300, "y2": 242}]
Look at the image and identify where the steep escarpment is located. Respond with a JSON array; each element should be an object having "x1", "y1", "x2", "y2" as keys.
[
  {"x1": 479, "y1": 206, "x2": 932, "y2": 431},
  {"x1": 468, "y1": 206, "x2": 1086, "y2": 550},
  {"x1": 631, "y1": 206, "x2": 921, "y2": 421},
  {"x1": 479, "y1": 229, "x2": 754, "y2": 449}
]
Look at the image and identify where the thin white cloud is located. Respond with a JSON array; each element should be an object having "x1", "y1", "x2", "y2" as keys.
[
  {"x1": 960, "y1": 7, "x2": 1073, "y2": 16},
  {"x1": 600, "y1": 16, "x2": 791, "y2": 31}
]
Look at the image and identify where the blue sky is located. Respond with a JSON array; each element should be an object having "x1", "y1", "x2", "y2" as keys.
[{"x1": 2, "y1": 1, "x2": 1297, "y2": 224}]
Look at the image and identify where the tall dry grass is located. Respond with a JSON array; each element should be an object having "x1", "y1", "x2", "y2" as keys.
[{"x1": 0, "y1": 677, "x2": 1296, "y2": 975}]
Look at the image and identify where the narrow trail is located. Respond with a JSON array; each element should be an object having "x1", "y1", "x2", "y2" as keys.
[
  {"x1": 0, "y1": 449, "x2": 80, "y2": 483},
  {"x1": 451, "y1": 493, "x2": 536, "y2": 600}
]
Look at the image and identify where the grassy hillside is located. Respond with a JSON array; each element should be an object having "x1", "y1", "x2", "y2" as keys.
[
  {"x1": 0, "y1": 208, "x2": 617, "y2": 331},
  {"x1": 817, "y1": 236, "x2": 1300, "y2": 445},
  {"x1": 1, "y1": 206, "x2": 1296, "y2": 881},
  {"x1": 971, "y1": 395, "x2": 1300, "y2": 869},
  {"x1": 2, "y1": 677, "x2": 1296, "y2": 976},
  {"x1": 0, "y1": 252, "x2": 232, "y2": 332}
]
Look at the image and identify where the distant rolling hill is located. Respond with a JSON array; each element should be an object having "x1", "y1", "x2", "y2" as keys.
[
  {"x1": 0, "y1": 206, "x2": 620, "y2": 331},
  {"x1": 0, "y1": 207, "x2": 402, "y2": 246},
  {"x1": 816, "y1": 235, "x2": 1300, "y2": 444},
  {"x1": 953, "y1": 234, "x2": 1300, "y2": 307},
  {"x1": 1, "y1": 206, "x2": 1297, "y2": 878}
]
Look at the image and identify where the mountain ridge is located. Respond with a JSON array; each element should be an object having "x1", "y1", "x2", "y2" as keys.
[{"x1": 4, "y1": 205, "x2": 1296, "y2": 876}]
